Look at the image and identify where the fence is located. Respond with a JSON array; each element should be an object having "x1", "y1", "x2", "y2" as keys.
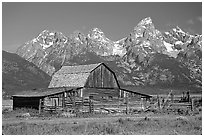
[
  {"x1": 2, "y1": 100, "x2": 13, "y2": 111},
  {"x1": 39, "y1": 91, "x2": 201, "y2": 114}
]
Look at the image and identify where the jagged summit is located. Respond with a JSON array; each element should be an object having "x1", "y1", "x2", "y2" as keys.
[
  {"x1": 90, "y1": 27, "x2": 104, "y2": 34},
  {"x1": 172, "y1": 26, "x2": 189, "y2": 36},
  {"x1": 138, "y1": 17, "x2": 153, "y2": 26},
  {"x1": 88, "y1": 27, "x2": 106, "y2": 40},
  {"x1": 15, "y1": 17, "x2": 202, "y2": 88}
]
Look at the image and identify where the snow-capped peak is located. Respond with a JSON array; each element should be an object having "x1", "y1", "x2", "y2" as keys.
[
  {"x1": 34, "y1": 29, "x2": 68, "y2": 49},
  {"x1": 172, "y1": 26, "x2": 186, "y2": 35},
  {"x1": 32, "y1": 38, "x2": 38, "y2": 43},
  {"x1": 88, "y1": 28, "x2": 105, "y2": 39},
  {"x1": 91, "y1": 28, "x2": 104, "y2": 35},
  {"x1": 92, "y1": 27, "x2": 103, "y2": 33},
  {"x1": 88, "y1": 27, "x2": 113, "y2": 44},
  {"x1": 41, "y1": 29, "x2": 49, "y2": 34},
  {"x1": 138, "y1": 17, "x2": 153, "y2": 26}
]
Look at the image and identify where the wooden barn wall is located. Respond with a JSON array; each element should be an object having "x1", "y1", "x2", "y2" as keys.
[
  {"x1": 82, "y1": 88, "x2": 120, "y2": 99},
  {"x1": 13, "y1": 97, "x2": 42, "y2": 110},
  {"x1": 85, "y1": 64, "x2": 119, "y2": 88},
  {"x1": 44, "y1": 93, "x2": 64, "y2": 107}
]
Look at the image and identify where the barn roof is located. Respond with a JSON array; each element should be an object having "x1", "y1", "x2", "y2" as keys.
[
  {"x1": 48, "y1": 63, "x2": 103, "y2": 88},
  {"x1": 55, "y1": 63, "x2": 102, "y2": 74},
  {"x1": 120, "y1": 88, "x2": 152, "y2": 98},
  {"x1": 12, "y1": 87, "x2": 79, "y2": 97}
]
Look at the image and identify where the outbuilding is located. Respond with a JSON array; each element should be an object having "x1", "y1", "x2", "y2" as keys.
[{"x1": 12, "y1": 87, "x2": 76, "y2": 110}]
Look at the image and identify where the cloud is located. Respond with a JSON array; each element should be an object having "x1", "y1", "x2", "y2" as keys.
[
  {"x1": 197, "y1": 16, "x2": 202, "y2": 22},
  {"x1": 186, "y1": 19, "x2": 194, "y2": 25},
  {"x1": 186, "y1": 16, "x2": 202, "y2": 25}
]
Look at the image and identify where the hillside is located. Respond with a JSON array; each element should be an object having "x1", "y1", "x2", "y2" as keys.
[{"x1": 2, "y1": 50, "x2": 51, "y2": 97}]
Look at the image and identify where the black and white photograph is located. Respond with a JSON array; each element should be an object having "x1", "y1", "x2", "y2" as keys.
[{"x1": 2, "y1": 1, "x2": 202, "y2": 135}]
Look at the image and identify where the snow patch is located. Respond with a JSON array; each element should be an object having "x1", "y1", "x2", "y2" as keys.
[
  {"x1": 50, "y1": 32, "x2": 55, "y2": 36},
  {"x1": 115, "y1": 37, "x2": 126, "y2": 44},
  {"x1": 40, "y1": 43, "x2": 52, "y2": 49},
  {"x1": 175, "y1": 41, "x2": 183, "y2": 45},
  {"x1": 175, "y1": 26, "x2": 185, "y2": 34},
  {"x1": 64, "y1": 38, "x2": 68, "y2": 43},
  {"x1": 112, "y1": 43, "x2": 126, "y2": 56},
  {"x1": 139, "y1": 17, "x2": 152, "y2": 26},
  {"x1": 32, "y1": 38, "x2": 37, "y2": 43},
  {"x1": 143, "y1": 41, "x2": 151, "y2": 47},
  {"x1": 163, "y1": 41, "x2": 174, "y2": 52},
  {"x1": 135, "y1": 33, "x2": 142, "y2": 38},
  {"x1": 163, "y1": 41, "x2": 180, "y2": 58},
  {"x1": 165, "y1": 32, "x2": 170, "y2": 35},
  {"x1": 173, "y1": 28, "x2": 177, "y2": 32}
]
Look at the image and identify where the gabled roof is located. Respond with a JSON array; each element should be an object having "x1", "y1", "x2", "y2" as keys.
[
  {"x1": 120, "y1": 88, "x2": 152, "y2": 98},
  {"x1": 49, "y1": 73, "x2": 90, "y2": 88},
  {"x1": 12, "y1": 87, "x2": 77, "y2": 97},
  {"x1": 48, "y1": 63, "x2": 103, "y2": 88},
  {"x1": 55, "y1": 63, "x2": 102, "y2": 75}
]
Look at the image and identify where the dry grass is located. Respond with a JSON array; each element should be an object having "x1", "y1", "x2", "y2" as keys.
[{"x1": 2, "y1": 114, "x2": 202, "y2": 135}]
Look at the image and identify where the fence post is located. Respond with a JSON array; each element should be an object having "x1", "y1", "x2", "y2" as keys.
[
  {"x1": 62, "y1": 92, "x2": 65, "y2": 109},
  {"x1": 140, "y1": 97, "x2": 144, "y2": 110},
  {"x1": 39, "y1": 99, "x2": 42, "y2": 114},
  {"x1": 82, "y1": 97, "x2": 84, "y2": 112},
  {"x1": 157, "y1": 95, "x2": 160, "y2": 110},
  {"x1": 54, "y1": 99, "x2": 57, "y2": 111},
  {"x1": 170, "y1": 92, "x2": 174, "y2": 103},
  {"x1": 89, "y1": 96, "x2": 93, "y2": 113},
  {"x1": 126, "y1": 93, "x2": 129, "y2": 114},
  {"x1": 73, "y1": 91, "x2": 76, "y2": 113},
  {"x1": 191, "y1": 98, "x2": 195, "y2": 111}
]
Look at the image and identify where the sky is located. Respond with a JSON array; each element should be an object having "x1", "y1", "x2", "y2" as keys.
[{"x1": 2, "y1": 2, "x2": 202, "y2": 53}]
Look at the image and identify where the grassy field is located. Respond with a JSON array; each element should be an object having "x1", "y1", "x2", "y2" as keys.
[
  {"x1": 2, "y1": 113, "x2": 202, "y2": 135},
  {"x1": 2, "y1": 102, "x2": 202, "y2": 135}
]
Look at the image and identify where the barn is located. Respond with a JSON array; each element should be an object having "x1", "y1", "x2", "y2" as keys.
[
  {"x1": 48, "y1": 63, "x2": 121, "y2": 98},
  {"x1": 12, "y1": 63, "x2": 151, "y2": 111}
]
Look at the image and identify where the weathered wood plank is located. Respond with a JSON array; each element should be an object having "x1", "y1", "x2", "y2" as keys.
[{"x1": 84, "y1": 64, "x2": 119, "y2": 89}]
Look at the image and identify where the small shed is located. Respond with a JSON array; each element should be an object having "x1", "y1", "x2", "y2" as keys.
[{"x1": 12, "y1": 87, "x2": 76, "y2": 110}]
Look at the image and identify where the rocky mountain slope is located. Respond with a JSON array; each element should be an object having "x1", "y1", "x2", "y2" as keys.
[
  {"x1": 16, "y1": 17, "x2": 202, "y2": 89},
  {"x1": 2, "y1": 50, "x2": 51, "y2": 97}
]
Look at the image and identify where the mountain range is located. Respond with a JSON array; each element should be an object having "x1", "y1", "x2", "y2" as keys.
[{"x1": 3, "y1": 17, "x2": 202, "y2": 97}]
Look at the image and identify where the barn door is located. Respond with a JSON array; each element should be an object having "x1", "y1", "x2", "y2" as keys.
[{"x1": 52, "y1": 97, "x2": 59, "y2": 107}]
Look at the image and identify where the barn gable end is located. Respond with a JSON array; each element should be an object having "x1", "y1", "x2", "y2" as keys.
[
  {"x1": 84, "y1": 64, "x2": 119, "y2": 89},
  {"x1": 48, "y1": 63, "x2": 119, "y2": 89}
]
